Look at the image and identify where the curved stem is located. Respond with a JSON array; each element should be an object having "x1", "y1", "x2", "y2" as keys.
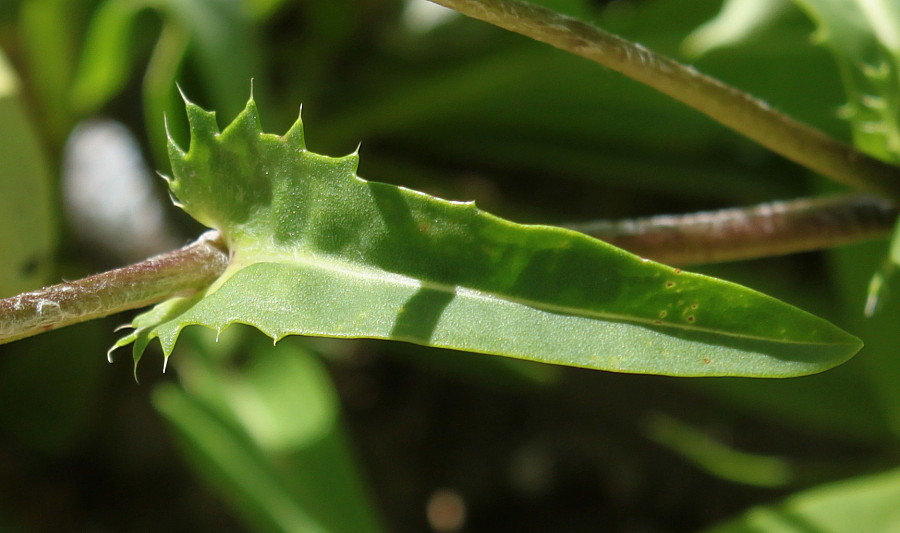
[
  {"x1": 429, "y1": 0, "x2": 900, "y2": 199},
  {"x1": 566, "y1": 194, "x2": 897, "y2": 265},
  {"x1": 0, "y1": 230, "x2": 228, "y2": 345}
]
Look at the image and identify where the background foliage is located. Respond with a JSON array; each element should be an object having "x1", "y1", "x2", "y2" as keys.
[{"x1": 1, "y1": 0, "x2": 899, "y2": 531}]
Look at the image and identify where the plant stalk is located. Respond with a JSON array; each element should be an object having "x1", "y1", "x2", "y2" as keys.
[
  {"x1": 567, "y1": 194, "x2": 897, "y2": 265},
  {"x1": 429, "y1": 0, "x2": 900, "y2": 199},
  {"x1": 0, "y1": 196, "x2": 893, "y2": 346},
  {"x1": 0, "y1": 230, "x2": 228, "y2": 346}
]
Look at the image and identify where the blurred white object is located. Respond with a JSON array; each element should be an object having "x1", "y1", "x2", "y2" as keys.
[
  {"x1": 682, "y1": 0, "x2": 790, "y2": 57},
  {"x1": 63, "y1": 119, "x2": 180, "y2": 262},
  {"x1": 402, "y1": 0, "x2": 457, "y2": 33}
]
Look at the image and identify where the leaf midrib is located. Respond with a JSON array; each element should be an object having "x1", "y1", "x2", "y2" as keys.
[{"x1": 222, "y1": 246, "x2": 853, "y2": 348}]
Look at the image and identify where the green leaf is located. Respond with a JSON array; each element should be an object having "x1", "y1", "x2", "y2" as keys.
[
  {"x1": 19, "y1": 0, "x2": 84, "y2": 141},
  {"x1": 115, "y1": 96, "x2": 861, "y2": 377},
  {"x1": 830, "y1": 239, "x2": 900, "y2": 438},
  {"x1": 71, "y1": 0, "x2": 256, "y2": 114},
  {"x1": 704, "y1": 467, "x2": 900, "y2": 532},
  {"x1": 154, "y1": 384, "x2": 333, "y2": 533},
  {"x1": 644, "y1": 413, "x2": 794, "y2": 488},
  {"x1": 790, "y1": 0, "x2": 900, "y2": 162},
  {"x1": 0, "y1": 50, "x2": 56, "y2": 298},
  {"x1": 154, "y1": 331, "x2": 382, "y2": 533}
]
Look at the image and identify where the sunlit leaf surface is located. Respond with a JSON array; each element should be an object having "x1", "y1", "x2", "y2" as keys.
[{"x1": 115, "y1": 97, "x2": 861, "y2": 377}]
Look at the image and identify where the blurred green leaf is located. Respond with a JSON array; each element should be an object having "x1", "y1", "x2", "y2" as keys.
[
  {"x1": 705, "y1": 467, "x2": 900, "y2": 532},
  {"x1": 862, "y1": 218, "x2": 900, "y2": 317},
  {"x1": 19, "y1": 0, "x2": 84, "y2": 142},
  {"x1": 644, "y1": 413, "x2": 794, "y2": 487},
  {"x1": 69, "y1": 0, "x2": 258, "y2": 164},
  {"x1": 154, "y1": 385, "x2": 334, "y2": 533},
  {"x1": 790, "y1": 0, "x2": 900, "y2": 162},
  {"x1": 0, "y1": 49, "x2": 55, "y2": 298},
  {"x1": 69, "y1": 0, "x2": 152, "y2": 114},
  {"x1": 244, "y1": 0, "x2": 290, "y2": 20},
  {"x1": 793, "y1": 0, "x2": 900, "y2": 334},
  {"x1": 154, "y1": 330, "x2": 382, "y2": 533},
  {"x1": 829, "y1": 239, "x2": 900, "y2": 438}
]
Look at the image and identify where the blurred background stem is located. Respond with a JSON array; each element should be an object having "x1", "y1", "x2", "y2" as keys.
[{"x1": 428, "y1": 0, "x2": 900, "y2": 198}]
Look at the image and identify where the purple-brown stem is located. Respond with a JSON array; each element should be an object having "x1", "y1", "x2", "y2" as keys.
[
  {"x1": 0, "y1": 230, "x2": 228, "y2": 345},
  {"x1": 567, "y1": 194, "x2": 897, "y2": 265}
]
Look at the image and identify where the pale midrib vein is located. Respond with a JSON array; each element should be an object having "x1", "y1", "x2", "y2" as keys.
[{"x1": 229, "y1": 248, "x2": 849, "y2": 347}]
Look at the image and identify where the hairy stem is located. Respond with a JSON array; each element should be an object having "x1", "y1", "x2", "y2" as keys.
[
  {"x1": 567, "y1": 194, "x2": 897, "y2": 265},
  {"x1": 0, "y1": 231, "x2": 228, "y2": 346},
  {"x1": 429, "y1": 0, "x2": 900, "y2": 198}
]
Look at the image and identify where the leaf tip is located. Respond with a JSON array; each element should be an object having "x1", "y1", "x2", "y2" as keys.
[
  {"x1": 338, "y1": 152, "x2": 361, "y2": 175},
  {"x1": 229, "y1": 97, "x2": 262, "y2": 136},
  {"x1": 164, "y1": 113, "x2": 187, "y2": 159},
  {"x1": 108, "y1": 330, "x2": 136, "y2": 363},
  {"x1": 284, "y1": 109, "x2": 307, "y2": 149},
  {"x1": 156, "y1": 170, "x2": 172, "y2": 184},
  {"x1": 167, "y1": 190, "x2": 185, "y2": 210},
  {"x1": 175, "y1": 82, "x2": 190, "y2": 105},
  {"x1": 106, "y1": 345, "x2": 118, "y2": 364},
  {"x1": 179, "y1": 91, "x2": 219, "y2": 145}
]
